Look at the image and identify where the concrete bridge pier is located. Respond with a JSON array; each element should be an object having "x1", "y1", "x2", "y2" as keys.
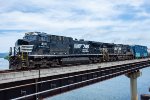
[{"x1": 126, "y1": 71, "x2": 141, "y2": 100}]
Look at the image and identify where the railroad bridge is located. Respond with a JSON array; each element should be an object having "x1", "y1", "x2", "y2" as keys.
[{"x1": 0, "y1": 58, "x2": 150, "y2": 100}]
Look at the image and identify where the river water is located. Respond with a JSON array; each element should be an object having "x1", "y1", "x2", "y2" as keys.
[
  {"x1": 0, "y1": 58, "x2": 9, "y2": 69},
  {"x1": 0, "y1": 58, "x2": 149, "y2": 100}
]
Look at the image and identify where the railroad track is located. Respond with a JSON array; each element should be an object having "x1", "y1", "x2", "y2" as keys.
[
  {"x1": 0, "y1": 62, "x2": 101, "y2": 74},
  {"x1": 0, "y1": 58, "x2": 149, "y2": 74},
  {"x1": 0, "y1": 69, "x2": 15, "y2": 73}
]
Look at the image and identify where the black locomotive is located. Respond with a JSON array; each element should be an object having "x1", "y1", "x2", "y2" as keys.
[{"x1": 9, "y1": 32, "x2": 146, "y2": 70}]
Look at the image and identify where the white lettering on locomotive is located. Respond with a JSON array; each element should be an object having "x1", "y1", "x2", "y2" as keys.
[
  {"x1": 74, "y1": 44, "x2": 89, "y2": 52},
  {"x1": 74, "y1": 44, "x2": 89, "y2": 49}
]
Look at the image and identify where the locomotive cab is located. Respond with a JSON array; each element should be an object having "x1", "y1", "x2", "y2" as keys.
[
  {"x1": 9, "y1": 39, "x2": 34, "y2": 69},
  {"x1": 15, "y1": 39, "x2": 29, "y2": 46},
  {"x1": 14, "y1": 39, "x2": 34, "y2": 54}
]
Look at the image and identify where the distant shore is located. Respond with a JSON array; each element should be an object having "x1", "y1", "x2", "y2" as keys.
[{"x1": 0, "y1": 53, "x2": 8, "y2": 60}]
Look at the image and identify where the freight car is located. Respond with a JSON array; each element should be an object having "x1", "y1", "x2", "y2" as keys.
[
  {"x1": 9, "y1": 32, "x2": 148, "y2": 70},
  {"x1": 131, "y1": 45, "x2": 148, "y2": 58}
]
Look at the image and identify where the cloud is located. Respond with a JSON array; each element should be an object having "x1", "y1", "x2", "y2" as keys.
[
  {"x1": 0, "y1": 32, "x2": 25, "y2": 52},
  {"x1": 0, "y1": 0, "x2": 150, "y2": 52}
]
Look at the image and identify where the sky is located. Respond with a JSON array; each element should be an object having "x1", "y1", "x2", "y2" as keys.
[{"x1": 0, "y1": 0, "x2": 150, "y2": 52}]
